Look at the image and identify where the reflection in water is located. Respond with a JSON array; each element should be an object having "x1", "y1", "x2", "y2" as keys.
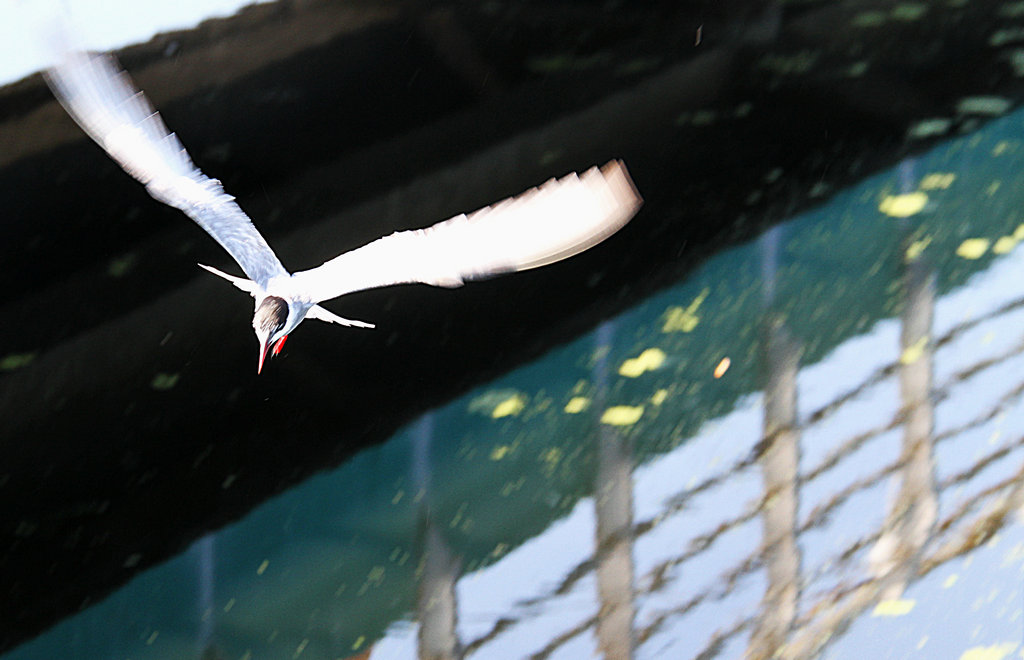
[
  {"x1": 9, "y1": 81, "x2": 1024, "y2": 660},
  {"x1": 749, "y1": 227, "x2": 802, "y2": 659},
  {"x1": 593, "y1": 322, "x2": 636, "y2": 660},
  {"x1": 197, "y1": 536, "x2": 224, "y2": 660},
  {"x1": 414, "y1": 415, "x2": 462, "y2": 660},
  {"x1": 869, "y1": 226, "x2": 938, "y2": 599}
]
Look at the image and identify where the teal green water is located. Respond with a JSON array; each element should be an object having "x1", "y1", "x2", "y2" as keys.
[{"x1": 10, "y1": 106, "x2": 1024, "y2": 659}]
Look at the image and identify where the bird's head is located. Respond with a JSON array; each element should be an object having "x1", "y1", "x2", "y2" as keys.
[{"x1": 253, "y1": 295, "x2": 291, "y2": 374}]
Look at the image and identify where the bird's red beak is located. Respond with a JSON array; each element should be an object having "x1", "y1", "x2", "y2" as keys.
[{"x1": 257, "y1": 335, "x2": 288, "y2": 374}]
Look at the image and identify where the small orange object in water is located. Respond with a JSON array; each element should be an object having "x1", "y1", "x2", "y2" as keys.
[{"x1": 714, "y1": 357, "x2": 731, "y2": 378}]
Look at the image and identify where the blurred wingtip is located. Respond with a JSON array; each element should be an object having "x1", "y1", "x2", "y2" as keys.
[{"x1": 599, "y1": 158, "x2": 643, "y2": 213}]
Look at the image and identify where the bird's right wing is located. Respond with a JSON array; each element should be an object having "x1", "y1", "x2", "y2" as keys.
[
  {"x1": 45, "y1": 51, "x2": 288, "y2": 288},
  {"x1": 290, "y1": 160, "x2": 641, "y2": 303}
]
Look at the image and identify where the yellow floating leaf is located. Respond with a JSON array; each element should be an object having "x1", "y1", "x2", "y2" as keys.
[
  {"x1": 714, "y1": 357, "x2": 731, "y2": 378},
  {"x1": 601, "y1": 405, "x2": 645, "y2": 426},
  {"x1": 1013, "y1": 223, "x2": 1024, "y2": 240},
  {"x1": 564, "y1": 396, "x2": 590, "y2": 414},
  {"x1": 879, "y1": 191, "x2": 928, "y2": 217},
  {"x1": 872, "y1": 598, "x2": 915, "y2": 617},
  {"x1": 651, "y1": 389, "x2": 669, "y2": 405},
  {"x1": 619, "y1": 347, "x2": 667, "y2": 377},
  {"x1": 905, "y1": 236, "x2": 932, "y2": 261},
  {"x1": 958, "y1": 642, "x2": 1019, "y2": 660},
  {"x1": 492, "y1": 395, "x2": 526, "y2": 419},
  {"x1": 900, "y1": 336, "x2": 929, "y2": 364},
  {"x1": 663, "y1": 289, "x2": 710, "y2": 332},
  {"x1": 662, "y1": 306, "x2": 699, "y2": 333},
  {"x1": 943, "y1": 573, "x2": 959, "y2": 588},
  {"x1": 993, "y1": 236, "x2": 1017, "y2": 254},
  {"x1": 957, "y1": 238, "x2": 991, "y2": 259},
  {"x1": 490, "y1": 445, "x2": 512, "y2": 460},
  {"x1": 619, "y1": 360, "x2": 643, "y2": 378},
  {"x1": 539, "y1": 447, "x2": 562, "y2": 472},
  {"x1": 920, "y1": 172, "x2": 955, "y2": 189}
]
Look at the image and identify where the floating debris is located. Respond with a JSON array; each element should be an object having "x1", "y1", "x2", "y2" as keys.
[
  {"x1": 1000, "y1": 1, "x2": 1024, "y2": 18},
  {"x1": 663, "y1": 289, "x2": 710, "y2": 332},
  {"x1": 847, "y1": 61, "x2": 869, "y2": 77},
  {"x1": 691, "y1": 110, "x2": 716, "y2": 126},
  {"x1": 469, "y1": 389, "x2": 524, "y2": 416},
  {"x1": 853, "y1": 10, "x2": 888, "y2": 27},
  {"x1": 150, "y1": 372, "x2": 180, "y2": 391},
  {"x1": 956, "y1": 238, "x2": 991, "y2": 259},
  {"x1": 920, "y1": 172, "x2": 955, "y2": 189},
  {"x1": 619, "y1": 347, "x2": 667, "y2": 377},
  {"x1": 871, "y1": 598, "x2": 915, "y2": 617},
  {"x1": 714, "y1": 357, "x2": 731, "y2": 378},
  {"x1": 905, "y1": 236, "x2": 932, "y2": 262},
  {"x1": 107, "y1": 252, "x2": 137, "y2": 278},
  {"x1": 491, "y1": 394, "x2": 527, "y2": 419},
  {"x1": 757, "y1": 50, "x2": 818, "y2": 75},
  {"x1": 990, "y1": 27, "x2": 1024, "y2": 47},
  {"x1": 879, "y1": 192, "x2": 928, "y2": 217},
  {"x1": 539, "y1": 447, "x2": 562, "y2": 474},
  {"x1": 891, "y1": 3, "x2": 927, "y2": 21},
  {"x1": 564, "y1": 396, "x2": 590, "y2": 414},
  {"x1": 490, "y1": 445, "x2": 512, "y2": 460},
  {"x1": 651, "y1": 389, "x2": 669, "y2": 406},
  {"x1": 993, "y1": 236, "x2": 1018, "y2": 254},
  {"x1": 958, "y1": 642, "x2": 1019, "y2": 660},
  {"x1": 900, "y1": 336, "x2": 929, "y2": 365},
  {"x1": 600, "y1": 405, "x2": 644, "y2": 426},
  {"x1": 1006, "y1": 48, "x2": 1024, "y2": 76},
  {"x1": 993, "y1": 141, "x2": 1012, "y2": 157},
  {"x1": 907, "y1": 118, "x2": 952, "y2": 139},
  {"x1": 0, "y1": 351, "x2": 37, "y2": 372},
  {"x1": 957, "y1": 96, "x2": 1012, "y2": 116}
]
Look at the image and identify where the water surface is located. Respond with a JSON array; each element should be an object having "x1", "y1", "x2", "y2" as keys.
[{"x1": 9, "y1": 74, "x2": 1024, "y2": 660}]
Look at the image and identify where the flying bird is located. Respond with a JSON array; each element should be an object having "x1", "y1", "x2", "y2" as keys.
[{"x1": 45, "y1": 51, "x2": 641, "y2": 372}]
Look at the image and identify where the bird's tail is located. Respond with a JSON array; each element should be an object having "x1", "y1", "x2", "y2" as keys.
[
  {"x1": 198, "y1": 263, "x2": 258, "y2": 293},
  {"x1": 199, "y1": 263, "x2": 375, "y2": 328},
  {"x1": 307, "y1": 305, "x2": 375, "y2": 329}
]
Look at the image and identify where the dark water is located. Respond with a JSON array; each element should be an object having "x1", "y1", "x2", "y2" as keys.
[{"x1": 7, "y1": 79, "x2": 1024, "y2": 659}]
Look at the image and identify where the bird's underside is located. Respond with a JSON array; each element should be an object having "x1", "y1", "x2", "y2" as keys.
[{"x1": 45, "y1": 49, "x2": 642, "y2": 371}]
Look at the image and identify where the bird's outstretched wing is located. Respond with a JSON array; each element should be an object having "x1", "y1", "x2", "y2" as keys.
[
  {"x1": 290, "y1": 160, "x2": 641, "y2": 303},
  {"x1": 45, "y1": 51, "x2": 288, "y2": 289}
]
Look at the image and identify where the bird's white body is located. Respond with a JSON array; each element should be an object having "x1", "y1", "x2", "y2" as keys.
[{"x1": 46, "y1": 51, "x2": 642, "y2": 371}]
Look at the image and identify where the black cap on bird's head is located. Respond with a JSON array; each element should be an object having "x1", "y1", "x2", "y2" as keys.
[{"x1": 254, "y1": 296, "x2": 289, "y2": 373}]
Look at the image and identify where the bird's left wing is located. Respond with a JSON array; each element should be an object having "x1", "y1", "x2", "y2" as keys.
[
  {"x1": 45, "y1": 51, "x2": 288, "y2": 288},
  {"x1": 290, "y1": 160, "x2": 641, "y2": 304}
]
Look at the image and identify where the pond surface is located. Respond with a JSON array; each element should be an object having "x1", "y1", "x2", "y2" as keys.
[{"x1": 8, "y1": 74, "x2": 1024, "y2": 660}]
